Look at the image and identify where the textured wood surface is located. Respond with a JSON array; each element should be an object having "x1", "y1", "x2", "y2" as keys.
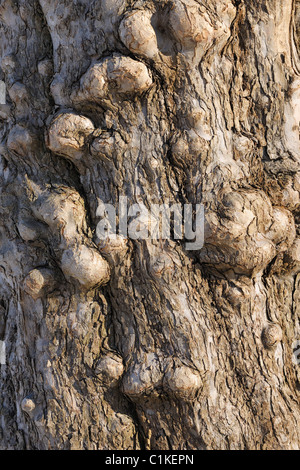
[{"x1": 0, "y1": 0, "x2": 300, "y2": 450}]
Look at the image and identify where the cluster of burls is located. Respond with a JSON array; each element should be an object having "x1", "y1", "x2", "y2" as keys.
[
  {"x1": 119, "y1": 0, "x2": 234, "y2": 60},
  {"x1": 38, "y1": 55, "x2": 153, "y2": 296},
  {"x1": 47, "y1": 54, "x2": 153, "y2": 168},
  {"x1": 36, "y1": 1, "x2": 300, "y2": 285},
  {"x1": 200, "y1": 188, "x2": 299, "y2": 276},
  {"x1": 38, "y1": 49, "x2": 157, "y2": 295},
  {"x1": 22, "y1": 184, "x2": 110, "y2": 294},
  {"x1": 12, "y1": 0, "x2": 295, "y2": 405},
  {"x1": 122, "y1": 354, "x2": 203, "y2": 401},
  {"x1": 42, "y1": 2, "x2": 225, "y2": 400}
]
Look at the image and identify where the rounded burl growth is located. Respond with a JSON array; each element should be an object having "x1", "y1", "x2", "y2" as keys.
[
  {"x1": 23, "y1": 268, "x2": 56, "y2": 300},
  {"x1": 72, "y1": 55, "x2": 153, "y2": 105},
  {"x1": 61, "y1": 245, "x2": 110, "y2": 290},
  {"x1": 119, "y1": 9, "x2": 159, "y2": 59},
  {"x1": 6, "y1": 0, "x2": 300, "y2": 451},
  {"x1": 47, "y1": 113, "x2": 95, "y2": 162},
  {"x1": 163, "y1": 365, "x2": 202, "y2": 400},
  {"x1": 21, "y1": 397, "x2": 36, "y2": 414},
  {"x1": 30, "y1": 184, "x2": 111, "y2": 291},
  {"x1": 122, "y1": 355, "x2": 202, "y2": 402},
  {"x1": 95, "y1": 354, "x2": 124, "y2": 387},
  {"x1": 201, "y1": 189, "x2": 296, "y2": 275},
  {"x1": 168, "y1": 0, "x2": 216, "y2": 49},
  {"x1": 262, "y1": 324, "x2": 283, "y2": 350}
]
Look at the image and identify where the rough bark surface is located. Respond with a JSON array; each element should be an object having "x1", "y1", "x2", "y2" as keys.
[{"x1": 0, "y1": 0, "x2": 300, "y2": 450}]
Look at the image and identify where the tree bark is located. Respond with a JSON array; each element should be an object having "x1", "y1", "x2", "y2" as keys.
[{"x1": 0, "y1": 0, "x2": 300, "y2": 450}]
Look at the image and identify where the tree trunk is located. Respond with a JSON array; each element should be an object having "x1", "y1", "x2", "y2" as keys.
[{"x1": 0, "y1": 0, "x2": 300, "y2": 450}]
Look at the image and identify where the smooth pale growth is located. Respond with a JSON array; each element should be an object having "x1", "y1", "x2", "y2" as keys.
[
  {"x1": 163, "y1": 366, "x2": 202, "y2": 399},
  {"x1": 76, "y1": 56, "x2": 152, "y2": 104},
  {"x1": 30, "y1": 186, "x2": 111, "y2": 291},
  {"x1": 119, "y1": 10, "x2": 159, "y2": 59},
  {"x1": 33, "y1": 189, "x2": 86, "y2": 242},
  {"x1": 171, "y1": 135, "x2": 189, "y2": 159},
  {"x1": 171, "y1": 131, "x2": 210, "y2": 167},
  {"x1": 122, "y1": 355, "x2": 163, "y2": 398},
  {"x1": 262, "y1": 324, "x2": 283, "y2": 350},
  {"x1": 60, "y1": 245, "x2": 110, "y2": 289},
  {"x1": 24, "y1": 268, "x2": 55, "y2": 300},
  {"x1": 106, "y1": 56, "x2": 153, "y2": 94},
  {"x1": 47, "y1": 113, "x2": 95, "y2": 161},
  {"x1": 168, "y1": 0, "x2": 215, "y2": 49},
  {"x1": 96, "y1": 234, "x2": 128, "y2": 255},
  {"x1": 201, "y1": 190, "x2": 294, "y2": 275},
  {"x1": 21, "y1": 398, "x2": 36, "y2": 413},
  {"x1": 75, "y1": 63, "x2": 108, "y2": 103},
  {"x1": 95, "y1": 354, "x2": 124, "y2": 386},
  {"x1": 122, "y1": 370, "x2": 154, "y2": 398}
]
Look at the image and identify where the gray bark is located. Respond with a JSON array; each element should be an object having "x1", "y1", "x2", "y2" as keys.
[{"x1": 0, "y1": 0, "x2": 300, "y2": 450}]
